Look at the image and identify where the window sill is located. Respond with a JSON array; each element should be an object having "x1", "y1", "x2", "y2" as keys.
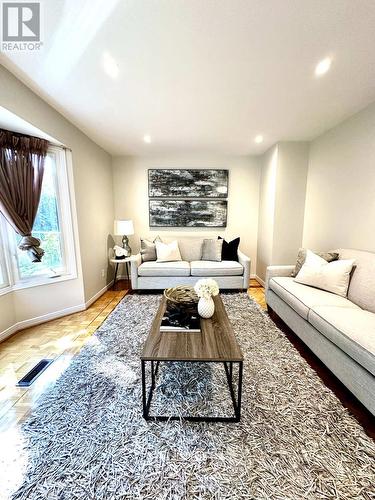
[{"x1": 0, "y1": 272, "x2": 78, "y2": 296}]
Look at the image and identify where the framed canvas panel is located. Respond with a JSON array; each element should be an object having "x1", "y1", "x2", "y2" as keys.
[
  {"x1": 148, "y1": 169, "x2": 228, "y2": 198},
  {"x1": 149, "y1": 199, "x2": 227, "y2": 227}
]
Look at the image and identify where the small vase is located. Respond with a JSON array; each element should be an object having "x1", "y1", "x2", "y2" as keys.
[{"x1": 198, "y1": 296, "x2": 215, "y2": 318}]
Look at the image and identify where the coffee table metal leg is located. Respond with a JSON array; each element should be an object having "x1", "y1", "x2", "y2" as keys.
[
  {"x1": 151, "y1": 361, "x2": 159, "y2": 388},
  {"x1": 141, "y1": 360, "x2": 147, "y2": 418},
  {"x1": 224, "y1": 361, "x2": 236, "y2": 412},
  {"x1": 142, "y1": 360, "x2": 160, "y2": 420},
  {"x1": 154, "y1": 361, "x2": 160, "y2": 379},
  {"x1": 236, "y1": 361, "x2": 243, "y2": 420},
  {"x1": 151, "y1": 361, "x2": 155, "y2": 388},
  {"x1": 223, "y1": 361, "x2": 243, "y2": 421}
]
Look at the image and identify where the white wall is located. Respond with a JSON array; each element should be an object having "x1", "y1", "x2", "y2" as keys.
[
  {"x1": 256, "y1": 146, "x2": 278, "y2": 281},
  {"x1": 256, "y1": 142, "x2": 309, "y2": 281},
  {"x1": 0, "y1": 64, "x2": 114, "y2": 336},
  {"x1": 273, "y1": 142, "x2": 309, "y2": 263},
  {"x1": 112, "y1": 155, "x2": 261, "y2": 273},
  {"x1": 303, "y1": 102, "x2": 375, "y2": 252},
  {"x1": 0, "y1": 293, "x2": 16, "y2": 336}
]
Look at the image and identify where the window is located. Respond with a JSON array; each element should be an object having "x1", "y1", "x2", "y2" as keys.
[
  {"x1": 0, "y1": 146, "x2": 77, "y2": 290},
  {"x1": 12, "y1": 154, "x2": 63, "y2": 279}
]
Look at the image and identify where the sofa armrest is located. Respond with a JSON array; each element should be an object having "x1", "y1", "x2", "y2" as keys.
[
  {"x1": 130, "y1": 253, "x2": 142, "y2": 289},
  {"x1": 238, "y1": 250, "x2": 251, "y2": 290},
  {"x1": 265, "y1": 265, "x2": 294, "y2": 293}
]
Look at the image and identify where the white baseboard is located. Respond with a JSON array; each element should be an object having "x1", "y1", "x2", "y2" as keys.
[
  {"x1": 0, "y1": 323, "x2": 18, "y2": 343},
  {"x1": 255, "y1": 275, "x2": 265, "y2": 287},
  {"x1": 0, "y1": 280, "x2": 115, "y2": 344},
  {"x1": 85, "y1": 280, "x2": 114, "y2": 308},
  {"x1": 0, "y1": 303, "x2": 85, "y2": 343}
]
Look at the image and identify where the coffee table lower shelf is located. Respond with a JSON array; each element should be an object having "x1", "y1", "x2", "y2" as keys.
[{"x1": 141, "y1": 359, "x2": 243, "y2": 422}]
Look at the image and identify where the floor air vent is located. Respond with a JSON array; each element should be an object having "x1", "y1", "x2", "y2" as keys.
[{"x1": 17, "y1": 359, "x2": 54, "y2": 387}]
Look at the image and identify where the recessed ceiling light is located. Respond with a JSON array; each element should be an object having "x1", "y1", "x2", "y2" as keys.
[
  {"x1": 102, "y1": 51, "x2": 119, "y2": 79},
  {"x1": 315, "y1": 57, "x2": 332, "y2": 77},
  {"x1": 143, "y1": 134, "x2": 151, "y2": 144},
  {"x1": 254, "y1": 135, "x2": 263, "y2": 144}
]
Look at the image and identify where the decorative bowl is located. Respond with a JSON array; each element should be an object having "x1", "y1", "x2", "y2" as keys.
[{"x1": 164, "y1": 285, "x2": 198, "y2": 312}]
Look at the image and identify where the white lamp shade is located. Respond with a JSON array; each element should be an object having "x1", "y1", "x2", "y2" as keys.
[{"x1": 114, "y1": 219, "x2": 134, "y2": 236}]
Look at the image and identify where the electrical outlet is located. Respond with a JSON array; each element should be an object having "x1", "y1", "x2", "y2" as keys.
[{"x1": 101, "y1": 269, "x2": 105, "y2": 278}]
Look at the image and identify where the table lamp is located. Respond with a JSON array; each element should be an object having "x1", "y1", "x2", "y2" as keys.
[{"x1": 114, "y1": 220, "x2": 134, "y2": 257}]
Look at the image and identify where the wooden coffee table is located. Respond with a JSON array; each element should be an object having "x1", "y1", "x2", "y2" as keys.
[{"x1": 141, "y1": 294, "x2": 244, "y2": 422}]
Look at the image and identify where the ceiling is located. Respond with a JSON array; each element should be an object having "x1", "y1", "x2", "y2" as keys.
[{"x1": 1, "y1": 0, "x2": 375, "y2": 156}]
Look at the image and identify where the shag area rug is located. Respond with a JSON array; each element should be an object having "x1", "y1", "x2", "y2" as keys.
[{"x1": 2, "y1": 293, "x2": 375, "y2": 499}]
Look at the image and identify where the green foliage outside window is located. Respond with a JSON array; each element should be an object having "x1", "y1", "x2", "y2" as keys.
[{"x1": 16, "y1": 156, "x2": 63, "y2": 278}]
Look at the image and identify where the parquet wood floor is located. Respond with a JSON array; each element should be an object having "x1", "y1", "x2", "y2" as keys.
[{"x1": 248, "y1": 278, "x2": 266, "y2": 309}]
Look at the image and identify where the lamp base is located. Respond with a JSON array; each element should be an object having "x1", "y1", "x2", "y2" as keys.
[{"x1": 122, "y1": 235, "x2": 132, "y2": 257}]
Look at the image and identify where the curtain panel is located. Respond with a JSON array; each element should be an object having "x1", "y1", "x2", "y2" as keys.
[{"x1": 0, "y1": 129, "x2": 49, "y2": 262}]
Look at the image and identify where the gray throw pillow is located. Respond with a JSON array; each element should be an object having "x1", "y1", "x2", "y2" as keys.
[
  {"x1": 140, "y1": 236, "x2": 162, "y2": 262},
  {"x1": 202, "y1": 239, "x2": 223, "y2": 262},
  {"x1": 291, "y1": 248, "x2": 339, "y2": 277}
]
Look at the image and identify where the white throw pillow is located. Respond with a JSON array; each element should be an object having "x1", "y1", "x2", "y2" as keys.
[
  {"x1": 155, "y1": 240, "x2": 182, "y2": 262},
  {"x1": 294, "y1": 249, "x2": 355, "y2": 297}
]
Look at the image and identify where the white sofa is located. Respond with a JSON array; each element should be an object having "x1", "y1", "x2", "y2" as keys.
[
  {"x1": 265, "y1": 249, "x2": 375, "y2": 416},
  {"x1": 130, "y1": 237, "x2": 251, "y2": 290}
]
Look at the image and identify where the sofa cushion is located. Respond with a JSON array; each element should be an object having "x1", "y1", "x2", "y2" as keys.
[
  {"x1": 291, "y1": 248, "x2": 339, "y2": 277},
  {"x1": 270, "y1": 277, "x2": 359, "y2": 320},
  {"x1": 174, "y1": 238, "x2": 204, "y2": 261},
  {"x1": 138, "y1": 261, "x2": 190, "y2": 277},
  {"x1": 294, "y1": 250, "x2": 355, "y2": 298},
  {"x1": 218, "y1": 236, "x2": 240, "y2": 261},
  {"x1": 140, "y1": 236, "x2": 162, "y2": 262},
  {"x1": 339, "y1": 249, "x2": 375, "y2": 313},
  {"x1": 202, "y1": 239, "x2": 223, "y2": 261},
  {"x1": 309, "y1": 306, "x2": 375, "y2": 376},
  {"x1": 155, "y1": 240, "x2": 182, "y2": 262},
  {"x1": 190, "y1": 260, "x2": 243, "y2": 277}
]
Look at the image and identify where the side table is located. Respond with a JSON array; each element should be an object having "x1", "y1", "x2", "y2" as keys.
[{"x1": 109, "y1": 257, "x2": 132, "y2": 287}]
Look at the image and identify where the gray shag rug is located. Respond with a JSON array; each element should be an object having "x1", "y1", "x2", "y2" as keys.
[{"x1": 2, "y1": 293, "x2": 375, "y2": 499}]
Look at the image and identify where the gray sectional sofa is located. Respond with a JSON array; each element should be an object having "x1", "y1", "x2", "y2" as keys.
[
  {"x1": 130, "y1": 237, "x2": 251, "y2": 290},
  {"x1": 265, "y1": 249, "x2": 375, "y2": 415}
]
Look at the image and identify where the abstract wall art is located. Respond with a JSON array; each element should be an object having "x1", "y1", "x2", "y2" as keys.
[
  {"x1": 149, "y1": 199, "x2": 227, "y2": 227},
  {"x1": 148, "y1": 169, "x2": 228, "y2": 198}
]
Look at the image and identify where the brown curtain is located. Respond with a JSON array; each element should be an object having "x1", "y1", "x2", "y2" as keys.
[{"x1": 0, "y1": 128, "x2": 49, "y2": 262}]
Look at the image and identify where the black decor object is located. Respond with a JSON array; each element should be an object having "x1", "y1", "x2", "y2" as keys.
[
  {"x1": 17, "y1": 359, "x2": 53, "y2": 387},
  {"x1": 218, "y1": 236, "x2": 240, "y2": 261},
  {"x1": 148, "y1": 169, "x2": 228, "y2": 198},
  {"x1": 149, "y1": 199, "x2": 227, "y2": 227},
  {"x1": 161, "y1": 309, "x2": 201, "y2": 332}
]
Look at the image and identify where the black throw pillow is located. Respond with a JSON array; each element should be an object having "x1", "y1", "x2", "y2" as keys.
[{"x1": 218, "y1": 236, "x2": 240, "y2": 261}]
